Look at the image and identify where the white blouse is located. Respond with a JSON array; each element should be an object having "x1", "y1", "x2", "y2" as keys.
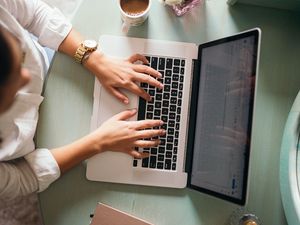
[{"x1": 0, "y1": 0, "x2": 72, "y2": 200}]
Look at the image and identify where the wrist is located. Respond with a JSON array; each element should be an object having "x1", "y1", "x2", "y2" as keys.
[
  {"x1": 85, "y1": 131, "x2": 105, "y2": 154},
  {"x1": 83, "y1": 50, "x2": 106, "y2": 74}
]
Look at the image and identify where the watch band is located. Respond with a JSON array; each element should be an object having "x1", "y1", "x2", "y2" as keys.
[
  {"x1": 74, "y1": 43, "x2": 86, "y2": 63},
  {"x1": 74, "y1": 40, "x2": 98, "y2": 64}
]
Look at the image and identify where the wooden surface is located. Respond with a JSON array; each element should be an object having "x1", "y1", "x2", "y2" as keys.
[{"x1": 36, "y1": 0, "x2": 300, "y2": 224}]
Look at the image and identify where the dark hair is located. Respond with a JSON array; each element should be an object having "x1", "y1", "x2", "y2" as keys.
[{"x1": 0, "y1": 27, "x2": 13, "y2": 86}]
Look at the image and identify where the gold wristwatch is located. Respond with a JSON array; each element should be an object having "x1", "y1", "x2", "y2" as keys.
[{"x1": 74, "y1": 40, "x2": 98, "y2": 64}]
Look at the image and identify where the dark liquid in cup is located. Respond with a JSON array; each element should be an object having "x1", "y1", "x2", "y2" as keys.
[{"x1": 120, "y1": 0, "x2": 149, "y2": 16}]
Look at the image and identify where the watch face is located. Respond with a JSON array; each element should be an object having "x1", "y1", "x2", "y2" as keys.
[{"x1": 84, "y1": 40, "x2": 98, "y2": 49}]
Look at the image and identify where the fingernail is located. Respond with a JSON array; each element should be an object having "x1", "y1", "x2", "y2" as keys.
[
  {"x1": 159, "y1": 84, "x2": 164, "y2": 89},
  {"x1": 131, "y1": 108, "x2": 137, "y2": 113},
  {"x1": 124, "y1": 99, "x2": 129, "y2": 104},
  {"x1": 160, "y1": 121, "x2": 164, "y2": 125}
]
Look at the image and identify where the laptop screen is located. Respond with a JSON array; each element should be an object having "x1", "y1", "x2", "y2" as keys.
[{"x1": 187, "y1": 29, "x2": 260, "y2": 205}]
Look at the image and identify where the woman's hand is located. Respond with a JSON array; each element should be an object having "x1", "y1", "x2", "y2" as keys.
[
  {"x1": 85, "y1": 52, "x2": 163, "y2": 104},
  {"x1": 90, "y1": 109, "x2": 166, "y2": 158}
]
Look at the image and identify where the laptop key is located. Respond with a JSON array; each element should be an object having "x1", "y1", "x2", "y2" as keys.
[
  {"x1": 151, "y1": 57, "x2": 158, "y2": 70},
  {"x1": 180, "y1": 75, "x2": 184, "y2": 82},
  {"x1": 165, "y1": 77, "x2": 171, "y2": 84},
  {"x1": 158, "y1": 58, "x2": 165, "y2": 70},
  {"x1": 158, "y1": 154, "x2": 164, "y2": 161},
  {"x1": 154, "y1": 109, "x2": 161, "y2": 116},
  {"x1": 173, "y1": 74, "x2": 179, "y2": 81},
  {"x1": 146, "y1": 112, "x2": 153, "y2": 119},
  {"x1": 170, "y1": 97, "x2": 177, "y2": 104},
  {"x1": 173, "y1": 147, "x2": 178, "y2": 154},
  {"x1": 174, "y1": 59, "x2": 180, "y2": 66},
  {"x1": 164, "y1": 85, "x2": 171, "y2": 92},
  {"x1": 150, "y1": 156, "x2": 157, "y2": 168},
  {"x1": 173, "y1": 66, "x2": 180, "y2": 74},
  {"x1": 157, "y1": 162, "x2": 164, "y2": 169},
  {"x1": 166, "y1": 151, "x2": 172, "y2": 158},
  {"x1": 166, "y1": 58, "x2": 173, "y2": 69},
  {"x1": 166, "y1": 143, "x2": 173, "y2": 150},
  {"x1": 133, "y1": 159, "x2": 138, "y2": 167},
  {"x1": 151, "y1": 148, "x2": 158, "y2": 154},
  {"x1": 162, "y1": 100, "x2": 169, "y2": 107},
  {"x1": 172, "y1": 155, "x2": 177, "y2": 163},
  {"x1": 147, "y1": 104, "x2": 154, "y2": 111},
  {"x1": 181, "y1": 59, "x2": 185, "y2": 67},
  {"x1": 162, "y1": 108, "x2": 168, "y2": 115},
  {"x1": 156, "y1": 94, "x2": 162, "y2": 100},
  {"x1": 170, "y1": 105, "x2": 176, "y2": 112},
  {"x1": 142, "y1": 157, "x2": 149, "y2": 167},
  {"x1": 166, "y1": 69, "x2": 172, "y2": 77},
  {"x1": 172, "y1": 163, "x2": 176, "y2": 170},
  {"x1": 174, "y1": 139, "x2": 178, "y2": 147},
  {"x1": 158, "y1": 147, "x2": 165, "y2": 153},
  {"x1": 180, "y1": 67, "x2": 185, "y2": 74},
  {"x1": 165, "y1": 159, "x2": 171, "y2": 170},
  {"x1": 155, "y1": 101, "x2": 162, "y2": 108},
  {"x1": 179, "y1": 83, "x2": 183, "y2": 90}
]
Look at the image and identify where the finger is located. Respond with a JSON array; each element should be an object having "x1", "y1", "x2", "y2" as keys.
[
  {"x1": 126, "y1": 82, "x2": 151, "y2": 101},
  {"x1": 135, "y1": 73, "x2": 163, "y2": 90},
  {"x1": 134, "y1": 119, "x2": 164, "y2": 130},
  {"x1": 133, "y1": 139, "x2": 160, "y2": 148},
  {"x1": 136, "y1": 129, "x2": 166, "y2": 139},
  {"x1": 134, "y1": 64, "x2": 162, "y2": 78},
  {"x1": 128, "y1": 149, "x2": 149, "y2": 159},
  {"x1": 112, "y1": 108, "x2": 137, "y2": 121},
  {"x1": 108, "y1": 87, "x2": 129, "y2": 104},
  {"x1": 128, "y1": 54, "x2": 149, "y2": 64}
]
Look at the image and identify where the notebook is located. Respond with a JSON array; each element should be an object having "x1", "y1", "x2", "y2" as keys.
[
  {"x1": 90, "y1": 203, "x2": 154, "y2": 225},
  {"x1": 87, "y1": 28, "x2": 261, "y2": 205}
]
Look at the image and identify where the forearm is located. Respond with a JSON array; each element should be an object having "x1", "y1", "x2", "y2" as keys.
[
  {"x1": 50, "y1": 133, "x2": 103, "y2": 174},
  {"x1": 58, "y1": 28, "x2": 83, "y2": 57}
]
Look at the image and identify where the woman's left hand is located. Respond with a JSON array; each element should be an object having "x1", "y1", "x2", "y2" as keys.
[{"x1": 84, "y1": 52, "x2": 163, "y2": 104}]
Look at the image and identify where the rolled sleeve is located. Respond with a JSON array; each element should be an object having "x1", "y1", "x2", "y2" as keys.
[
  {"x1": 1, "y1": 0, "x2": 72, "y2": 50},
  {"x1": 38, "y1": 7, "x2": 72, "y2": 50},
  {"x1": 24, "y1": 148, "x2": 61, "y2": 192}
]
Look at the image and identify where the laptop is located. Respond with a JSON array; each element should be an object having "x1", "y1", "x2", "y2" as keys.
[{"x1": 87, "y1": 28, "x2": 261, "y2": 205}]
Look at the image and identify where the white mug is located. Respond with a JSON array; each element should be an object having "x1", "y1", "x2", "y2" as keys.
[{"x1": 118, "y1": 0, "x2": 151, "y2": 34}]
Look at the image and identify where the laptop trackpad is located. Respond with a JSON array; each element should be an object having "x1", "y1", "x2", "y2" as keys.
[{"x1": 97, "y1": 84, "x2": 139, "y2": 124}]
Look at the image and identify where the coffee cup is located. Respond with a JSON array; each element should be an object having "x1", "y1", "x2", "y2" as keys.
[{"x1": 118, "y1": 0, "x2": 151, "y2": 33}]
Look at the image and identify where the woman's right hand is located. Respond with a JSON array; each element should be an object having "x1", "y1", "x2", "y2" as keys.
[{"x1": 90, "y1": 109, "x2": 166, "y2": 158}]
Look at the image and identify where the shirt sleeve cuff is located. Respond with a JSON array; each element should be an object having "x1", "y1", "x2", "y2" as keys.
[
  {"x1": 38, "y1": 7, "x2": 72, "y2": 50},
  {"x1": 24, "y1": 148, "x2": 61, "y2": 192}
]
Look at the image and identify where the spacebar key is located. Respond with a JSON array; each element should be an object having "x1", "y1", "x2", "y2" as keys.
[{"x1": 138, "y1": 97, "x2": 146, "y2": 120}]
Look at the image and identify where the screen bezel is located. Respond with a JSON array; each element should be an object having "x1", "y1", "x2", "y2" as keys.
[{"x1": 185, "y1": 29, "x2": 260, "y2": 205}]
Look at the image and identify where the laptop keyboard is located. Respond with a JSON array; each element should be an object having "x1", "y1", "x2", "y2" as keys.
[{"x1": 133, "y1": 55, "x2": 186, "y2": 171}]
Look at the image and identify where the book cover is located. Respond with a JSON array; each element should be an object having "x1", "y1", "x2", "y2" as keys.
[{"x1": 90, "y1": 203, "x2": 155, "y2": 225}]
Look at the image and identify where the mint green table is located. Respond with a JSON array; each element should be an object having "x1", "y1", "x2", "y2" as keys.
[{"x1": 36, "y1": 1, "x2": 300, "y2": 224}]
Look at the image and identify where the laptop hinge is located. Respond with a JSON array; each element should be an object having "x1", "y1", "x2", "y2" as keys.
[
  {"x1": 192, "y1": 59, "x2": 200, "y2": 79},
  {"x1": 184, "y1": 59, "x2": 201, "y2": 175}
]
